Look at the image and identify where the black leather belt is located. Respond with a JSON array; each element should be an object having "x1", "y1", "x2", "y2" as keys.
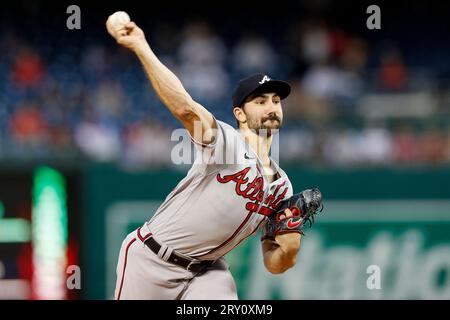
[{"x1": 144, "y1": 236, "x2": 214, "y2": 273}]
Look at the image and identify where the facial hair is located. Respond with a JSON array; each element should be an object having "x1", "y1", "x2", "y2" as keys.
[{"x1": 247, "y1": 113, "x2": 282, "y2": 135}]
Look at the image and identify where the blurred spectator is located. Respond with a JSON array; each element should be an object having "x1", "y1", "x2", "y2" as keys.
[
  {"x1": 74, "y1": 111, "x2": 121, "y2": 162},
  {"x1": 123, "y1": 118, "x2": 172, "y2": 167},
  {"x1": 302, "y1": 65, "x2": 363, "y2": 102},
  {"x1": 391, "y1": 124, "x2": 419, "y2": 164},
  {"x1": 232, "y1": 33, "x2": 278, "y2": 75},
  {"x1": 377, "y1": 48, "x2": 409, "y2": 92},
  {"x1": 49, "y1": 125, "x2": 72, "y2": 150},
  {"x1": 178, "y1": 21, "x2": 227, "y2": 66},
  {"x1": 90, "y1": 80, "x2": 127, "y2": 120},
  {"x1": 289, "y1": 32, "x2": 368, "y2": 122},
  {"x1": 322, "y1": 128, "x2": 362, "y2": 165},
  {"x1": 178, "y1": 63, "x2": 230, "y2": 103},
  {"x1": 9, "y1": 103, "x2": 48, "y2": 146},
  {"x1": 177, "y1": 21, "x2": 229, "y2": 102},
  {"x1": 300, "y1": 20, "x2": 330, "y2": 65},
  {"x1": 283, "y1": 80, "x2": 333, "y2": 125},
  {"x1": 358, "y1": 122, "x2": 392, "y2": 164},
  {"x1": 279, "y1": 128, "x2": 315, "y2": 162},
  {"x1": 11, "y1": 46, "x2": 45, "y2": 88},
  {"x1": 340, "y1": 38, "x2": 368, "y2": 74},
  {"x1": 418, "y1": 126, "x2": 447, "y2": 165},
  {"x1": 328, "y1": 29, "x2": 348, "y2": 61},
  {"x1": 299, "y1": 36, "x2": 367, "y2": 115}
]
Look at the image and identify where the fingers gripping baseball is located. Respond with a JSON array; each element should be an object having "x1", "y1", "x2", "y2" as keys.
[
  {"x1": 106, "y1": 12, "x2": 146, "y2": 51},
  {"x1": 116, "y1": 22, "x2": 144, "y2": 47},
  {"x1": 114, "y1": 22, "x2": 133, "y2": 37}
]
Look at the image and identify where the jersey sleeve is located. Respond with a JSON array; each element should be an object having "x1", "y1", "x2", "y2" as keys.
[
  {"x1": 190, "y1": 118, "x2": 241, "y2": 173},
  {"x1": 189, "y1": 115, "x2": 220, "y2": 152}
]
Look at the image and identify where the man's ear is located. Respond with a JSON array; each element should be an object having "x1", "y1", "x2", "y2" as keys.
[{"x1": 233, "y1": 106, "x2": 247, "y2": 125}]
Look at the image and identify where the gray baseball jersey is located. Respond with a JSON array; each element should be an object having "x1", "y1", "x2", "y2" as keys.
[{"x1": 146, "y1": 119, "x2": 293, "y2": 261}]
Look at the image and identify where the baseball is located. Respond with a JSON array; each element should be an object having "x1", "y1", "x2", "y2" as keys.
[{"x1": 107, "y1": 11, "x2": 131, "y2": 35}]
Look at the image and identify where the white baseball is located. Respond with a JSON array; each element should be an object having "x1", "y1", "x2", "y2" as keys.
[{"x1": 107, "y1": 11, "x2": 131, "y2": 34}]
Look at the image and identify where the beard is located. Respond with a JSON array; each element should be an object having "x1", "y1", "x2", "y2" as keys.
[{"x1": 247, "y1": 113, "x2": 282, "y2": 136}]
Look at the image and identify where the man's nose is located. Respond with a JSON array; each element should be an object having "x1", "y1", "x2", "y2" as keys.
[{"x1": 267, "y1": 103, "x2": 279, "y2": 113}]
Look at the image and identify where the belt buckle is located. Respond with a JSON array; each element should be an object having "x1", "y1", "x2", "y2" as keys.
[{"x1": 186, "y1": 260, "x2": 202, "y2": 272}]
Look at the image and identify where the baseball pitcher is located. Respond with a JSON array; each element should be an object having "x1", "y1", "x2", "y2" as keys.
[{"x1": 107, "y1": 14, "x2": 323, "y2": 300}]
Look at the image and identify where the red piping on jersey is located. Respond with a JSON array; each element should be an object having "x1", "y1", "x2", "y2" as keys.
[
  {"x1": 116, "y1": 237, "x2": 137, "y2": 300},
  {"x1": 137, "y1": 227, "x2": 152, "y2": 242},
  {"x1": 200, "y1": 211, "x2": 254, "y2": 257},
  {"x1": 190, "y1": 137, "x2": 213, "y2": 148}
]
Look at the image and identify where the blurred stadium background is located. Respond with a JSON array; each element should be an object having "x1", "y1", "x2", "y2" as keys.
[{"x1": 1, "y1": 0, "x2": 450, "y2": 299}]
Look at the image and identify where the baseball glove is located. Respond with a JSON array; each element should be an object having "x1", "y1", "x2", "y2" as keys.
[{"x1": 261, "y1": 188, "x2": 323, "y2": 241}]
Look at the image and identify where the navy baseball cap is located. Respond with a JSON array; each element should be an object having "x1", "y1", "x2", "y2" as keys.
[{"x1": 232, "y1": 73, "x2": 291, "y2": 107}]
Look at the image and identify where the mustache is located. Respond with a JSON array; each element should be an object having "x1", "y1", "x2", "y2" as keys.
[{"x1": 262, "y1": 114, "x2": 281, "y2": 122}]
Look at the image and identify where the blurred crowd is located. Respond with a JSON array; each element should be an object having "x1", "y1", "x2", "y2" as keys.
[{"x1": 1, "y1": 17, "x2": 450, "y2": 168}]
